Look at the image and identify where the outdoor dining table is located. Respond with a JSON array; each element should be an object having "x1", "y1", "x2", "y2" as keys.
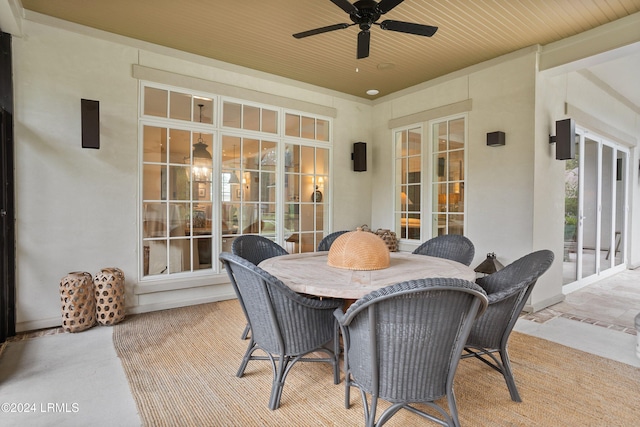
[{"x1": 258, "y1": 251, "x2": 477, "y2": 300}]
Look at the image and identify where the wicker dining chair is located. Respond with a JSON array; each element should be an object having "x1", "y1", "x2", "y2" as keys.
[
  {"x1": 335, "y1": 278, "x2": 488, "y2": 427},
  {"x1": 231, "y1": 234, "x2": 288, "y2": 265},
  {"x1": 231, "y1": 235, "x2": 288, "y2": 339},
  {"x1": 220, "y1": 252, "x2": 343, "y2": 410},
  {"x1": 412, "y1": 234, "x2": 475, "y2": 266},
  {"x1": 461, "y1": 249, "x2": 554, "y2": 402},
  {"x1": 317, "y1": 230, "x2": 349, "y2": 251}
]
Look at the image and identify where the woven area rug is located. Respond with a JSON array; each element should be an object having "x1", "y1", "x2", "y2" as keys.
[{"x1": 114, "y1": 300, "x2": 640, "y2": 426}]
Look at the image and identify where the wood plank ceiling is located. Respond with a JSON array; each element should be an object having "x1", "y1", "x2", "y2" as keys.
[{"x1": 21, "y1": 0, "x2": 640, "y2": 99}]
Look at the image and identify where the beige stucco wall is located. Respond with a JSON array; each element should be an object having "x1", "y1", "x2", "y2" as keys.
[
  {"x1": 531, "y1": 67, "x2": 567, "y2": 310},
  {"x1": 10, "y1": 15, "x2": 640, "y2": 331},
  {"x1": 12, "y1": 19, "x2": 373, "y2": 331},
  {"x1": 371, "y1": 49, "x2": 547, "y2": 280},
  {"x1": 13, "y1": 21, "x2": 140, "y2": 331}
]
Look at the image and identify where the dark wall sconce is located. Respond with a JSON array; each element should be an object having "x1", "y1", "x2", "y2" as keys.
[
  {"x1": 549, "y1": 118, "x2": 575, "y2": 160},
  {"x1": 352, "y1": 142, "x2": 367, "y2": 172},
  {"x1": 486, "y1": 131, "x2": 505, "y2": 147},
  {"x1": 81, "y1": 98, "x2": 100, "y2": 149}
]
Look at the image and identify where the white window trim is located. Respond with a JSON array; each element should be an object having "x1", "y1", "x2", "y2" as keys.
[
  {"x1": 392, "y1": 124, "x2": 424, "y2": 243},
  {"x1": 427, "y1": 113, "x2": 469, "y2": 238},
  {"x1": 392, "y1": 113, "x2": 469, "y2": 243}
]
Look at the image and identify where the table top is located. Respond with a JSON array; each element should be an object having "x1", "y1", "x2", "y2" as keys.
[{"x1": 258, "y1": 251, "x2": 477, "y2": 299}]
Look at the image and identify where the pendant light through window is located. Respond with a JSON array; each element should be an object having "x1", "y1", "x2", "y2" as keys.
[{"x1": 192, "y1": 103, "x2": 212, "y2": 182}]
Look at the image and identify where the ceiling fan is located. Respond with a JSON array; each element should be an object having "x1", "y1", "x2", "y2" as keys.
[{"x1": 292, "y1": 0, "x2": 438, "y2": 59}]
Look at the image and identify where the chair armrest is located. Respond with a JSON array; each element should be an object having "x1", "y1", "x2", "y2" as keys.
[
  {"x1": 479, "y1": 279, "x2": 530, "y2": 304},
  {"x1": 294, "y1": 295, "x2": 344, "y2": 310}
]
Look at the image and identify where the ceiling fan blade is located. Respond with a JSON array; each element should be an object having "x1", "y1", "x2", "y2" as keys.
[
  {"x1": 380, "y1": 20, "x2": 438, "y2": 37},
  {"x1": 330, "y1": 0, "x2": 358, "y2": 14},
  {"x1": 357, "y1": 30, "x2": 370, "y2": 59},
  {"x1": 377, "y1": 0, "x2": 405, "y2": 14},
  {"x1": 293, "y1": 23, "x2": 351, "y2": 39}
]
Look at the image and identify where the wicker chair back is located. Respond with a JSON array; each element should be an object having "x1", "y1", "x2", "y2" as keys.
[
  {"x1": 335, "y1": 278, "x2": 488, "y2": 426},
  {"x1": 412, "y1": 234, "x2": 475, "y2": 266}
]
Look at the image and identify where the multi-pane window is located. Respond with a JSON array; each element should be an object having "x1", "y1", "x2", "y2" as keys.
[
  {"x1": 222, "y1": 101, "x2": 278, "y2": 133},
  {"x1": 393, "y1": 116, "x2": 466, "y2": 241},
  {"x1": 431, "y1": 117, "x2": 466, "y2": 236},
  {"x1": 219, "y1": 107, "x2": 330, "y2": 254},
  {"x1": 285, "y1": 112, "x2": 330, "y2": 141},
  {"x1": 142, "y1": 123, "x2": 215, "y2": 276},
  {"x1": 141, "y1": 87, "x2": 216, "y2": 277},
  {"x1": 140, "y1": 83, "x2": 331, "y2": 279},
  {"x1": 284, "y1": 112, "x2": 329, "y2": 253},
  {"x1": 144, "y1": 87, "x2": 214, "y2": 124},
  {"x1": 394, "y1": 127, "x2": 422, "y2": 240},
  {"x1": 284, "y1": 143, "x2": 329, "y2": 253},
  {"x1": 220, "y1": 135, "x2": 278, "y2": 252}
]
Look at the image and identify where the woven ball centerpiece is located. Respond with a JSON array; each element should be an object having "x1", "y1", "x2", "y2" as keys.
[{"x1": 328, "y1": 227, "x2": 390, "y2": 270}]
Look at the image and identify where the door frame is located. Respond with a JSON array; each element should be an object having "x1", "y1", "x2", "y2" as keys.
[{"x1": 563, "y1": 127, "x2": 629, "y2": 294}]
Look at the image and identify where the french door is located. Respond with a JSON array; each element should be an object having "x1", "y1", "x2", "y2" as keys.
[{"x1": 563, "y1": 128, "x2": 628, "y2": 291}]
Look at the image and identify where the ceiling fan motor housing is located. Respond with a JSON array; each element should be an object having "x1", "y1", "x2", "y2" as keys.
[{"x1": 350, "y1": 0, "x2": 382, "y2": 30}]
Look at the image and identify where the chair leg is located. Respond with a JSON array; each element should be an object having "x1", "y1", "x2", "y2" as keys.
[
  {"x1": 333, "y1": 321, "x2": 341, "y2": 384},
  {"x1": 236, "y1": 339, "x2": 256, "y2": 377},
  {"x1": 499, "y1": 347, "x2": 522, "y2": 402},
  {"x1": 447, "y1": 392, "x2": 461, "y2": 427},
  {"x1": 332, "y1": 352, "x2": 340, "y2": 385},
  {"x1": 268, "y1": 366, "x2": 284, "y2": 409},
  {"x1": 366, "y1": 393, "x2": 378, "y2": 427},
  {"x1": 344, "y1": 373, "x2": 351, "y2": 408},
  {"x1": 463, "y1": 346, "x2": 522, "y2": 402},
  {"x1": 240, "y1": 323, "x2": 250, "y2": 340},
  {"x1": 268, "y1": 355, "x2": 290, "y2": 410}
]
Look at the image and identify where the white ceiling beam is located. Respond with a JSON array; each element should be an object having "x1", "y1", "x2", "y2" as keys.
[
  {"x1": 539, "y1": 11, "x2": 640, "y2": 74},
  {"x1": 0, "y1": 0, "x2": 23, "y2": 36}
]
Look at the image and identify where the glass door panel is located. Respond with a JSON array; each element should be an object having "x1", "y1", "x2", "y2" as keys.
[
  {"x1": 563, "y1": 129, "x2": 629, "y2": 289},
  {"x1": 394, "y1": 127, "x2": 422, "y2": 241},
  {"x1": 581, "y1": 137, "x2": 598, "y2": 278},
  {"x1": 429, "y1": 117, "x2": 465, "y2": 237},
  {"x1": 562, "y1": 143, "x2": 579, "y2": 285},
  {"x1": 600, "y1": 145, "x2": 614, "y2": 273},
  {"x1": 614, "y1": 152, "x2": 627, "y2": 266},
  {"x1": 284, "y1": 144, "x2": 329, "y2": 253}
]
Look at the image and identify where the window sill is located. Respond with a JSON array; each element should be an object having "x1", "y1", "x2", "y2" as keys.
[
  {"x1": 397, "y1": 239, "x2": 420, "y2": 253},
  {"x1": 134, "y1": 272, "x2": 230, "y2": 295}
]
